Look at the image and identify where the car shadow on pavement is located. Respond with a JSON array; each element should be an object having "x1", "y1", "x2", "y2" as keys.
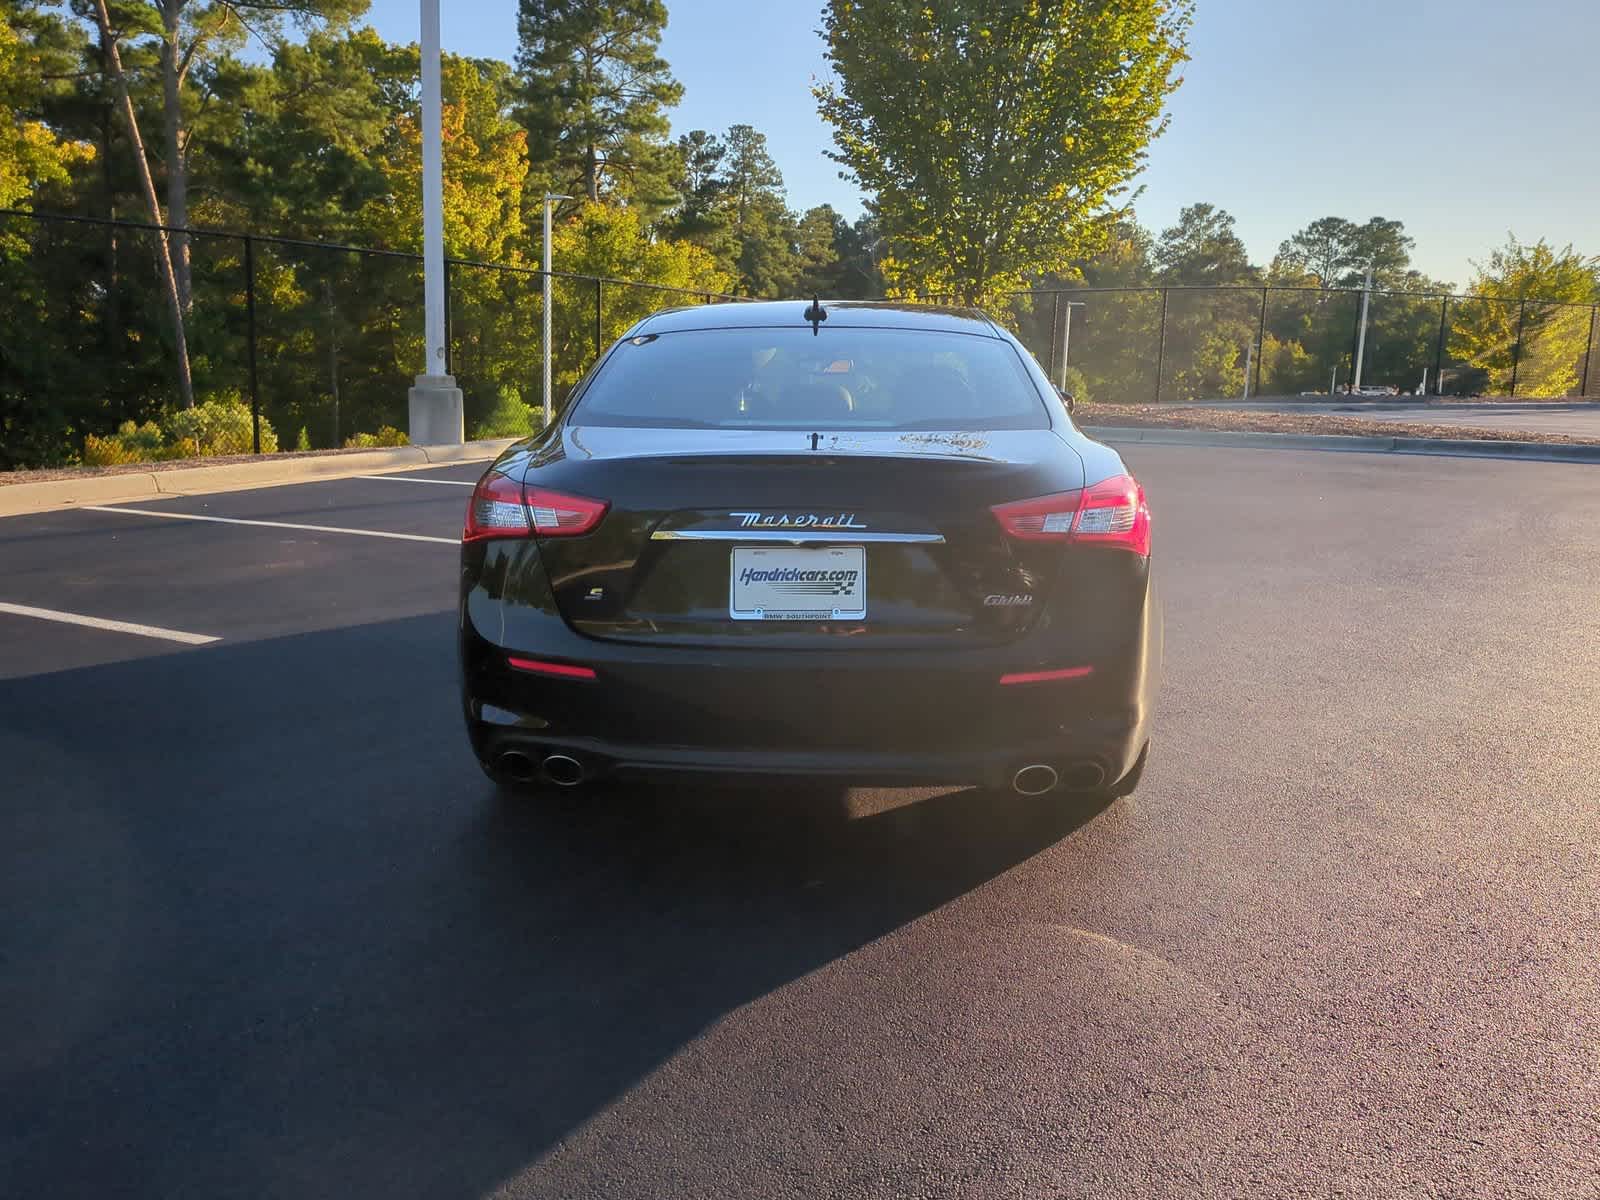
[{"x1": 0, "y1": 612, "x2": 1107, "y2": 1199}]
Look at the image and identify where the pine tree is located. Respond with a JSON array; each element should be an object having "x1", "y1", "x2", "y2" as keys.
[
  {"x1": 719, "y1": 124, "x2": 797, "y2": 296},
  {"x1": 662, "y1": 129, "x2": 736, "y2": 265},
  {"x1": 515, "y1": 0, "x2": 681, "y2": 205},
  {"x1": 1154, "y1": 204, "x2": 1256, "y2": 286}
]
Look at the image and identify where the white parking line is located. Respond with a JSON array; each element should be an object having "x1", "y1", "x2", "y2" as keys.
[
  {"x1": 85, "y1": 506, "x2": 457, "y2": 545},
  {"x1": 355, "y1": 475, "x2": 476, "y2": 487},
  {"x1": 0, "y1": 601, "x2": 220, "y2": 645}
]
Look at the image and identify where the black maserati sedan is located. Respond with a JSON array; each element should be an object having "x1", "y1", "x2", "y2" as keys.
[{"x1": 458, "y1": 300, "x2": 1160, "y2": 801}]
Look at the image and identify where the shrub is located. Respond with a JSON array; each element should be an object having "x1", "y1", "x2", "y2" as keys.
[
  {"x1": 83, "y1": 420, "x2": 166, "y2": 466},
  {"x1": 166, "y1": 393, "x2": 279, "y2": 455},
  {"x1": 295, "y1": 426, "x2": 311, "y2": 452},
  {"x1": 469, "y1": 385, "x2": 541, "y2": 440},
  {"x1": 343, "y1": 426, "x2": 409, "y2": 449},
  {"x1": 80, "y1": 399, "x2": 279, "y2": 465}
]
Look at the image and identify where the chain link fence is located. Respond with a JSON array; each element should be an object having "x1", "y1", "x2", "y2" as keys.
[
  {"x1": 1001, "y1": 284, "x2": 1599, "y2": 406},
  {"x1": 6, "y1": 207, "x2": 1597, "y2": 471},
  {"x1": 0, "y1": 209, "x2": 744, "y2": 470}
]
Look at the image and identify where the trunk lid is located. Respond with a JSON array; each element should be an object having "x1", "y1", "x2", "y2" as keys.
[{"x1": 524, "y1": 427, "x2": 1085, "y2": 648}]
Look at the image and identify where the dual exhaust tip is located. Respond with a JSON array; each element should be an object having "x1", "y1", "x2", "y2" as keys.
[
  {"x1": 496, "y1": 750, "x2": 585, "y2": 788},
  {"x1": 497, "y1": 751, "x2": 1098, "y2": 797},
  {"x1": 1012, "y1": 762, "x2": 1104, "y2": 796}
]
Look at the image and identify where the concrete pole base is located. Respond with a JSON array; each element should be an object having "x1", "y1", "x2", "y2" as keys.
[{"x1": 408, "y1": 374, "x2": 464, "y2": 446}]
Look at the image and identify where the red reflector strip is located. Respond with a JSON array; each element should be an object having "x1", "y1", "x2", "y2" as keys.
[
  {"x1": 507, "y1": 656, "x2": 597, "y2": 680},
  {"x1": 999, "y1": 666, "x2": 1095, "y2": 686}
]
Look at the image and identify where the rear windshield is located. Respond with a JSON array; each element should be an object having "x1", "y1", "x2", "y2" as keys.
[{"x1": 570, "y1": 326, "x2": 1050, "y2": 431}]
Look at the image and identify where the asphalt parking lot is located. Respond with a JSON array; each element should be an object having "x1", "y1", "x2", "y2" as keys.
[{"x1": 4, "y1": 446, "x2": 1598, "y2": 1199}]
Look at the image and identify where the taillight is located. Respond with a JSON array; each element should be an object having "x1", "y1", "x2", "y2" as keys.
[
  {"x1": 990, "y1": 491, "x2": 1083, "y2": 540},
  {"x1": 1073, "y1": 474, "x2": 1150, "y2": 556},
  {"x1": 464, "y1": 476, "x2": 608, "y2": 542},
  {"x1": 464, "y1": 472, "x2": 531, "y2": 541},
  {"x1": 525, "y1": 488, "x2": 608, "y2": 536},
  {"x1": 991, "y1": 473, "x2": 1150, "y2": 555}
]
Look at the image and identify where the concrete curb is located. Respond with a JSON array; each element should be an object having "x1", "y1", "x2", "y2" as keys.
[
  {"x1": 1082, "y1": 426, "x2": 1600, "y2": 464},
  {"x1": 0, "y1": 439, "x2": 518, "y2": 518}
]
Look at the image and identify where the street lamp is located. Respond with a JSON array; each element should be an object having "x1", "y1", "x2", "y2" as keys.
[
  {"x1": 1059, "y1": 300, "x2": 1087, "y2": 390},
  {"x1": 541, "y1": 193, "x2": 573, "y2": 428},
  {"x1": 406, "y1": 0, "x2": 463, "y2": 444},
  {"x1": 1352, "y1": 259, "x2": 1374, "y2": 393}
]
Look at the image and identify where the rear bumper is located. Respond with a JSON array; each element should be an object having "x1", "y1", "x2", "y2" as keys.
[
  {"x1": 466, "y1": 711, "x2": 1147, "y2": 791},
  {"x1": 458, "y1": 543, "x2": 1161, "y2": 791}
]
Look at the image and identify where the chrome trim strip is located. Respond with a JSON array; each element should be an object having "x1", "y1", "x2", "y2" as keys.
[{"x1": 651, "y1": 529, "x2": 945, "y2": 544}]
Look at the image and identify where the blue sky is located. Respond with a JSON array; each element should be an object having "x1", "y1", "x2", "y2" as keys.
[{"x1": 364, "y1": 0, "x2": 1599, "y2": 285}]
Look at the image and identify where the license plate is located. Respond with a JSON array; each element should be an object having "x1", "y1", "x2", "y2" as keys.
[{"x1": 730, "y1": 546, "x2": 867, "y2": 621}]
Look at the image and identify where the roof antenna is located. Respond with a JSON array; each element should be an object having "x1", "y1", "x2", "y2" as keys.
[{"x1": 802, "y1": 297, "x2": 828, "y2": 336}]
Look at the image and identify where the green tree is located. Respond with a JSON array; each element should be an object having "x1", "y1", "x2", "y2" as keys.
[
  {"x1": 198, "y1": 33, "x2": 533, "y2": 443},
  {"x1": 76, "y1": 0, "x2": 365, "y2": 407},
  {"x1": 1345, "y1": 217, "x2": 1414, "y2": 288},
  {"x1": 367, "y1": 51, "x2": 533, "y2": 429},
  {"x1": 795, "y1": 203, "x2": 846, "y2": 295},
  {"x1": 83, "y1": 0, "x2": 193, "y2": 406},
  {"x1": 1274, "y1": 216, "x2": 1356, "y2": 286},
  {"x1": 661, "y1": 123, "x2": 803, "y2": 296},
  {"x1": 547, "y1": 199, "x2": 730, "y2": 397},
  {"x1": 1273, "y1": 215, "x2": 1415, "y2": 289},
  {"x1": 1451, "y1": 236, "x2": 1598, "y2": 397},
  {"x1": 1, "y1": 2, "x2": 93, "y2": 211},
  {"x1": 1256, "y1": 332, "x2": 1317, "y2": 395},
  {"x1": 1154, "y1": 203, "x2": 1256, "y2": 285},
  {"x1": 815, "y1": 0, "x2": 1191, "y2": 302},
  {"x1": 359, "y1": 52, "x2": 528, "y2": 261},
  {"x1": 515, "y1": 0, "x2": 681, "y2": 205},
  {"x1": 204, "y1": 28, "x2": 400, "y2": 241},
  {"x1": 996, "y1": 217, "x2": 1157, "y2": 401},
  {"x1": 1080, "y1": 218, "x2": 1155, "y2": 288},
  {"x1": 662, "y1": 128, "x2": 736, "y2": 264},
  {"x1": 833, "y1": 211, "x2": 885, "y2": 298},
  {"x1": 675, "y1": 128, "x2": 723, "y2": 206},
  {"x1": 188, "y1": 28, "x2": 407, "y2": 445},
  {"x1": 1060, "y1": 219, "x2": 1159, "y2": 401},
  {"x1": 1, "y1": 3, "x2": 99, "y2": 465},
  {"x1": 1151, "y1": 204, "x2": 1258, "y2": 400},
  {"x1": 86, "y1": 0, "x2": 366, "y2": 304},
  {"x1": 722, "y1": 123, "x2": 780, "y2": 229},
  {"x1": 721, "y1": 123, "x2": 798, "y2": 296}
]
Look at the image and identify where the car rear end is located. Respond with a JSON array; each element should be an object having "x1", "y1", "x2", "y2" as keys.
[{"x1": 458, "y1": 302, "x2": 1159, "y2": 795}]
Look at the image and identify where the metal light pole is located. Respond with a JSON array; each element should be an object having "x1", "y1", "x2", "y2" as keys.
[
  {"x1": 1352, "y1": 260, "x2": 1374, "y2": 392},
  {"x1": 541, "y1": 193, "x2": 573, "y2": 427},
  {"x1": 1433, "y1": 296, "x2": 1449, "y2": 396},
  {"x1": 405, "y1": 0, "x2": 464, "y2": 444},
  {"x1": 1582, "y1": 305, "x2": 1598, "y2": 398},
  {"x1": 1059, "y1": 301, "x2": 1086, "y2": 390},
  {"x1": 421, "y1": 0, "x2": 445, "y2": 378}
]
